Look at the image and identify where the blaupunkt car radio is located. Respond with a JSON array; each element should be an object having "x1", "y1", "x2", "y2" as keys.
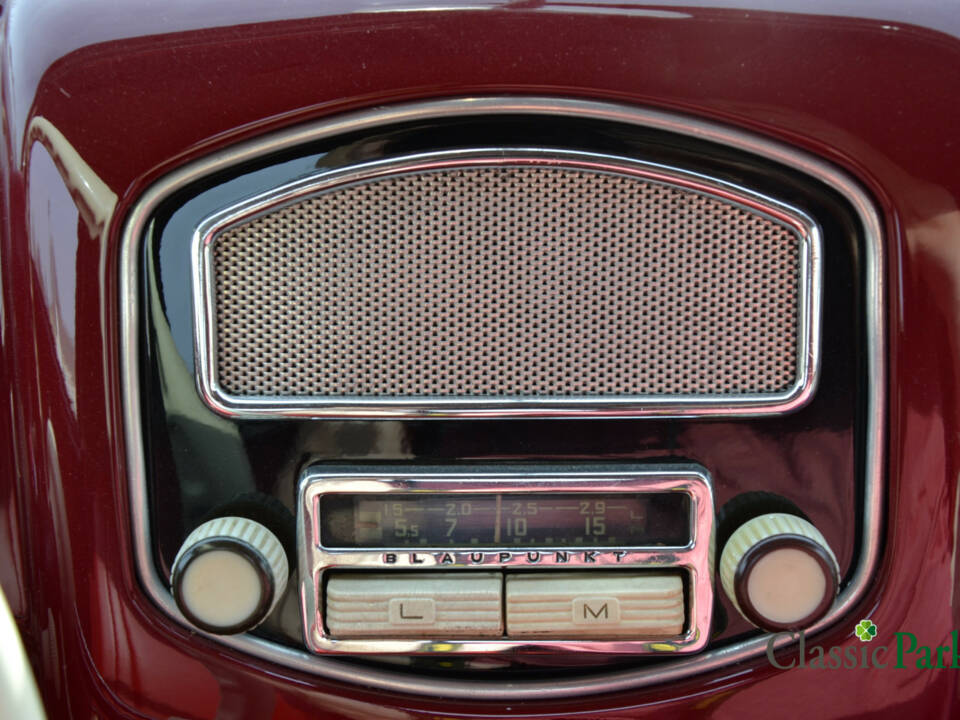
[
  {"x1": 299, "y1": 465, "x2": 714, "y2": 655},
  {"x1": 131, "y1": 98, "x2": 878, "y2": 694}
]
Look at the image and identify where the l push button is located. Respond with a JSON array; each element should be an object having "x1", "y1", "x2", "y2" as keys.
[
  {"x1": 505, "y1": 572, "x2": 684, "y2": 638},
  {"x1": 325, "y1": 572, "x2": 502, "y2": 638}
]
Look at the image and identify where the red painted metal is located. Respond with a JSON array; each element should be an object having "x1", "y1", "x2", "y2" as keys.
[{"x1": 1, "y1": 0, "x2": 959, "y2": 717}]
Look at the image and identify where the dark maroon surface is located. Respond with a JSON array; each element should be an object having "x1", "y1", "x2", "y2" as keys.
[{"x1": 1, "y1": 0, "x2": 959, "y2": 718}]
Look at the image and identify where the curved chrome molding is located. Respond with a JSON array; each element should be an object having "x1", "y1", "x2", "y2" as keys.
[
  {"x1": 192, "y1": 148, "x2": 821, "y2": 420},
  {"x1": 119, "y1": 96, "x2": 885, "y2": 699}
]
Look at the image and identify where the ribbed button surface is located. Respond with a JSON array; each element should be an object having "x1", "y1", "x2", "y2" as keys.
[
  {"x1": 505, "y1": 572, "x2": 684, "y2": 638},
  {"x1": 325, "y1": 572, "x2": 503, "y2": 638}
]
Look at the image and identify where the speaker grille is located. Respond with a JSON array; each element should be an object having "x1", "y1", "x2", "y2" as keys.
[{"x1": 210, "y1": 164, "x2": 802, "y2": 399}]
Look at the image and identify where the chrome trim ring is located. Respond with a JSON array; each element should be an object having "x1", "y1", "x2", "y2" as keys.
[
  {"x1": 192, "y1": 149, "x2": 822, "y2": 419},
  {"x1": 119, "y1": 96, "x2": 885, "y2": 699}
]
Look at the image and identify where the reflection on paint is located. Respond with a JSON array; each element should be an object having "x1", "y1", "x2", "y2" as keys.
[
  {"x1": 27, "y1": 117, "x2": 117, "y2": 240},
  {"x1": 25, "y1": 117, "x2": 118, "y2": 413},
  {"x1": 27, "y1": 141, "x2": 79, "y2": 410}
]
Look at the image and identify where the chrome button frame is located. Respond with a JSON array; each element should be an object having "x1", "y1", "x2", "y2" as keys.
[{"x1": 298, "y1": 464, "x2": 715, "y2": 655}]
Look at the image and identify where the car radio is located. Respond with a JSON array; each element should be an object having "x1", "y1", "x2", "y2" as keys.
[
  {"x1": 127, "y1": 97, "x2": 880, "y2": 695},
  {"x1": 298, "y1": 464, "x2": 714, "y2": 655}
]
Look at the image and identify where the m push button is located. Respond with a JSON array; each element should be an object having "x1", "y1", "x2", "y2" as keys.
[{"x1": 505, "y1": 573, "x2": 684, "y2": 638}]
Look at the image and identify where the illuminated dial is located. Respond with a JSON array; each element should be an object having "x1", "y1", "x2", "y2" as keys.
[{"x1": 320, "y1": 493, "x2": 690, "y2": 548}]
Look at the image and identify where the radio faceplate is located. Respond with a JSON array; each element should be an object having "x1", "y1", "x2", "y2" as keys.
[
  {"x1": 128, "y1": 98, "x2": 876, "y2": 693},
  {"x1": 298, "y1": 465, "x2": 715, "y2": 655}
]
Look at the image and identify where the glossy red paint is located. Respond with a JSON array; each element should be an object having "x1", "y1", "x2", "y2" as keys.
[{"x1": 1, "y1": 0, "x2": 959, "y2": 718}]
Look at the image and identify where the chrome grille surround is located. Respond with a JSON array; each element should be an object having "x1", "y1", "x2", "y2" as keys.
[{"x1": 194, "y1": 150, "x2": 821, "y2": 419}]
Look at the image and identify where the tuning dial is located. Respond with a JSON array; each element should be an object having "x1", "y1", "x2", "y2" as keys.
[
  {"x1": 719, "y1": 512, "x2": 839, "y2": 632},
  {"x1": 171, "y1": 516, "x2": 289, "y2": 635}
]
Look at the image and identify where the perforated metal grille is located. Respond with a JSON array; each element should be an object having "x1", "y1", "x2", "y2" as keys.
[{"x1": 211, "y1": 165, "x2": 801, "y2": 398}]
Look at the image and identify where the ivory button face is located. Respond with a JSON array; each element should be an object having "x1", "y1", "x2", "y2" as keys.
[
  {"x1": 505, "y1": 573, "x2": 684, "y2": 638},
  {"x1": 325, "y1": 572, "x2": 502, "y2": 638},
  {"x1": 170, "y1": 516, "x2": 289, "y2": 635},
  {"x1": 180, "y1": 550, "x2": 263, "y2": 628},
  {"x1": 718, "y1": 512, "x2": 839, "y2": 631},
  {"x1": 746, "y1": 548, "x2": 828, "y2": 624}
]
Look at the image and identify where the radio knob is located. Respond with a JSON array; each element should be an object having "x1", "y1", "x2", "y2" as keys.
[
  {"x1": 719, "y1": 512, "x2": 839, "y2": 632},
  {"x1": 170, "y1": 516, "x2": 289, "y2": 635}
]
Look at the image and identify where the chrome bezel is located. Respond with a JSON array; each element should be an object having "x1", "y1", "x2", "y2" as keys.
[
  {"x1": 119, "y1": 96, "x2": 886, "y2": 699},
  {"x1": 299, "y1": 465, "x2": 714, "y2": 655},
  {"x1": 193, "y1": 148, "x2": 822, "y2": 420}
]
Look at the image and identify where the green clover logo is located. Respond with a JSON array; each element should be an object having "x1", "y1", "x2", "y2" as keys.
[{"x1": 855, "y1": 619, "x2": 877, "y2": 642}]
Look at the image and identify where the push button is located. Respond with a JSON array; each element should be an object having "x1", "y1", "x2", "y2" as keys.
[
  {"x1": 325, "y1": 572, "x2": 502, "y2": 638},
  {"x1": 505, "y1": 572, "x2": 684, "y2": 638}
]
